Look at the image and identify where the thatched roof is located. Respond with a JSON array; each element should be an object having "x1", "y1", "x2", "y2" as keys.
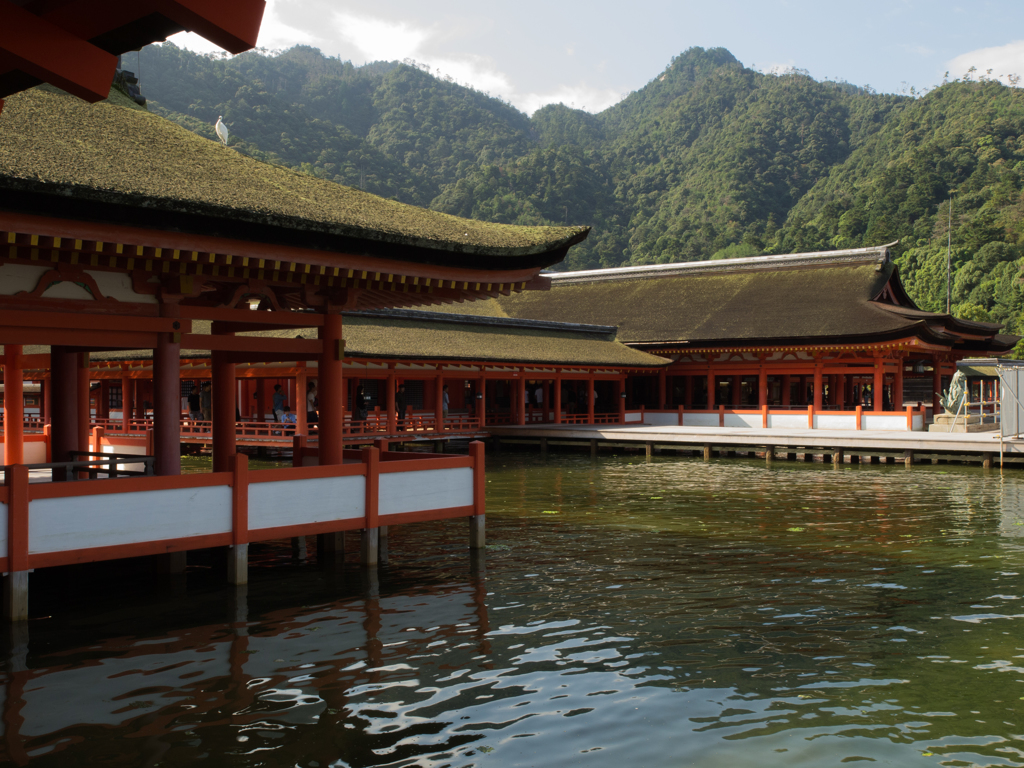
[
  {"x1": 0, "y1": 88, "x2": 587, "y2": 269},
  {"x1": 457, "y1": 245, "x2": 1017, "y2": 352}
]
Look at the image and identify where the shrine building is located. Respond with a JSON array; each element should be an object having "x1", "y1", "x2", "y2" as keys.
[
  {"x1": 0, "y1": 81, "x2": 593, "y2": 619},
  {"x1": 460, "y1": 246, "x2": 1018, "y2": 429}
]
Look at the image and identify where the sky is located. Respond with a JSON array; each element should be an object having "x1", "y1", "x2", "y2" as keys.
[{"x1": 169, "y1": 0, "x2": 1024, "y2": 115}]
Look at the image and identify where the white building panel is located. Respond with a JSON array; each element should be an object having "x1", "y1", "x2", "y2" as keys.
[
  {"x1": 768, "y1": 414, "x2": 808, "y2": 429},
  {"x1": 29, "y1": 485, "x2": 232, "y2": 554},
  {"x1": 682, "y1": 413, "x2": 719, "y2": 427},
  {"x1": 815, "y1": 415, "x2": 855, "y2": 430},
  {"x1": 249, "y1": 475, "x2": 366, "y2": 530},
  {"x1": 380, "y1": 467, "x2": 473, "y2": 515}
]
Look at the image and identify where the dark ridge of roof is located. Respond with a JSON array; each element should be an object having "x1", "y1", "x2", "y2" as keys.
[
  {"x1": 0, "y1": 88, "x2": 588, "y2": 269},
  {"x1": 488, "y1": 250, "x2": 1019, "y2": 351},
  {"x1": 346, "y1": 308, "x2": 618, "y2": 335},
  {"x1": 548, "y1": 243, "x2": 897, "y2": 285},
  {"x1": 78, "y1": 313, "x2": 669, "y2": 369},
  {"x1": 494, "y1": 260, "x2": 917, "y2": 344}
]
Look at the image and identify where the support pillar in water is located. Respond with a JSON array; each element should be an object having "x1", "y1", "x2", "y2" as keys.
[
  {"x1": 360, "y1": 528, "x2": 379, "y2": 567},
  {"x1": 3, "y1": 573, "x2": 28, "y2": 623},
  {"x1": 470, "y1": 514, "x2": 486, "y2": 549},
  {"x1": 227, "y1": 544, "x2": 248, "y2": 586}
]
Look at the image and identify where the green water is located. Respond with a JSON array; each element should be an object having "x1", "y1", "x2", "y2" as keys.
[{"x1": 2, "y1": 452, "x2": 1023, "y2": 767}]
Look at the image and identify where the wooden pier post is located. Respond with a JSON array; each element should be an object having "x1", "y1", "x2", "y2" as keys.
[
  {"x1": 904, "y1": 450, "x2": 914, "y2": 468},
  {"x1": 540, "y1": 437, "x2": 548, "y2": 456},
  {"x1": 765, "y1": 446, "x2": 774, "y2": 466},
  {"x1": 360, "y1": 529, "x2": 379, "y2": 567},
  {"x1": 378, "y1": 526, "x2": 389, "y2": 565},
  {"x1": 470, "y1": 440, "x2": 486, "y2": 550},
  {"x1": 590, "y1": 439, "x2": 598, "y2": 459},
  {"x1": 703, "y1": 444, "x2": 711, "y2": 461},
  {"x1": 645, "y1": 442, "x2": 653, "y2": 460},
  {"x1": 4, "y1": 465, "x2": 29, "y2": 622},
  {"x1": 982, "y1": 452, "x2": 993, "y2": 469},
  {"x1": 361, "y1": 445, "x2": 380, "y2": 567}
]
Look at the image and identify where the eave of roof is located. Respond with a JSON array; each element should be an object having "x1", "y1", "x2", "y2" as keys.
[{"x1": 0, "y1": 88, "x2": 588, "y2": 270}]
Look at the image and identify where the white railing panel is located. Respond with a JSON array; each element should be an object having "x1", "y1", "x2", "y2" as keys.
[
  {"x1": 380, "y1": 467, "x2": 473, "y2": 516},
  {"x1": 862, "y1": 414, "x2": 908, "y2": 431},
  {"x1": 815, "y1": 415, "x2": 855, "y2": 430},
  {"x1": 623, "y1": 411, "x2": 644, "y2": 423},
  {"x1": 913, "y1": 414, "x2": 925, "y2": 431},
  {"x1": 724, "y1": 414, "x2": 761, "y2": 428},
  {"x1": 642, "y1": 412, "x2": 679, "y2": 426},
  {"x1": 249, "y1": 475, "x2": 366, "y2": 530},
  {"x1": 29, "y1": 486, "x2": 232, "y2": 554},
  {"x1": 768, "y1": 414, "x2": 808, "y2": 429},
  {"x1": 682, "y1": 413, "x2": 719, "y2": 427}
]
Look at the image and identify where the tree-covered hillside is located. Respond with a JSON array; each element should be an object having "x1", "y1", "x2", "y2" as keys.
[{"x1": 136, "y1": 43, "x2": 1024, "y2": 333}]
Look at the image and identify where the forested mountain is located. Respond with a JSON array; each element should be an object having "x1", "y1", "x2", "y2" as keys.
[{"x1": 136, "y1": 43, "x2": 1024, "y2": 334}]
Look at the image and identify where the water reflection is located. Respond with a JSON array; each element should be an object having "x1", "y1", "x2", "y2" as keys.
[{"x1": 0, "y1": 454, "x2": 1022, "y2": 767}]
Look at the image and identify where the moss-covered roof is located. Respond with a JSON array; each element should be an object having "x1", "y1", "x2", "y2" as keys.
[
  {"x1": 458, "y1": 248, "x2": 1017, "y2": 351},
  {"x1": 71, "y1": 310, "x2": 667, "y2": 369},
  {"x1": 339, "y1": 311, "x2": 666, "y2": 367},
  {"x1": 0, "y1": 88, "x2": 588, "y2": 268}
]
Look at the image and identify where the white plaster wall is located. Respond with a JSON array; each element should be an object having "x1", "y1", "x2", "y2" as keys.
[
  {"x1": 913, "y1": 414, "x2": 925, "y2": 431},
  {"x1": 768, "y1": 415, "x2": 808, "y2": 429},
  {"x1": 380, "y1": 467, "x2": 473, "y2": 515},
  {"x1": 642, "y1": 412, "x2": 680, "y2": 426},
  {"x1": 29, "y1": 486, "x2": 232, "y2": 554},
  {"x1": 815, "y1": 415, "x2": 855, "y2": 430},
  {"x1": 724, "y1": 414, "x2": 761, "y2": 428},
  {"x1": 683, "y1": 413, "x2": 719, "y2": 427},
  {"x1": 249, "y1": 475, "x2": 366, "y2": 530},
  {"x1": 862, "y1": 414, "x2": 909, "y2": 431},
  {"x1": 23, "y1": 442, "x2": 46, "y2": 464},
  {"x1": 623, "y1": 411, "x2": 644, "y2": 423}
]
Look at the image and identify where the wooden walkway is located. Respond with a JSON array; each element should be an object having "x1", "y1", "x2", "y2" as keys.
[{"x1": 487, "y1": 423, "x2": 1022, "y2": 465}]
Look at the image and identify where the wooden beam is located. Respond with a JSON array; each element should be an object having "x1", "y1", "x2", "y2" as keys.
[
  {"x1": 0, "y1": 2, "x2": 117, "y2": 102},
  {"x1": 180, "y1": 333, "x2": 321, "y2": 355},
  {"x1": 0, "y1": 309, "x2": 190, "y2": 334},
  {"x1": 0, "y1": 327, "x2": 158, "y2": 347}
]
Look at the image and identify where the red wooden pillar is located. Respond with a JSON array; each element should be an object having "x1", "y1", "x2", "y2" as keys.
[
  {"x1": 386, "y1": 369, "x2": 397, "y2": 434},
  {"x1": 893, "y1": 357, "x2": 904, "y2": 410},
  {"x1": 813, "y1": 364, "x2": 823, "y2": 411},
  {"x1": 782, "y1": 374, "x2": 791, "y2": 406},
  {"x1": 153, "y1": 312, "x2": 181, "y2": 476},
  {"x1": 50, "y1": 347, "x2": 78, "y2": 466},
  {"x1": 318, "y1": 313, "x2": 344, "y2": 465},
  {"x1": 554, "y1": 375, "x2": 562, "y2": 424},
  {"x1": 657, "y1": 369, "x2": 667, "y2": 410},
  {"x1": 212, "y1": 347, "x2": 236, "y2": 474},
  {"x1": 255, "y1": 378, "x2": 266, "y2": 423},
  {"x1": 3, "y1": 345, "x2": 24, "y2": 465},
  {"x1": 758, "y1": 368, "x2": 768, "y2": 409},
  {"x1": 435, "y1": 372, "x2": 445, "y2": 431},
  {"x1": 295, "y1": 366, "x2": 307, "y2": 436},
  {"x1": 42, "y1": 376, "x2": 50, "y2": 425},
  {"x1": 120, "y1": 369, "x2": 131, "y2": 431},
  {"x1": 873, "y1": 356, "x2": 884, "y2": 412},
  {"x1": 617, "y1": 378, "x2": 626, "y2": 422},
  {"x1": 77, "y1": 353, "x2": 90, "y2": 453},
  {"x1": 587, "y1": 376, "x2": 595, "y2": 424},
  {"x1": 837, "y1": 374, "x2": 846, "y2": 408},
  {"x1": 731, "y1": 375, "x2": 741, "y2": 406},
  {"x1": 707, "y1": 371, "x2": 715, "y2": 409},
  {"x1": 98, "y1": 381, "x2": 110, "y2": 420},
  {"x1": 517, "y1": 375, "x2": 527, "y2": 426},
  {"x1": 478, "y1": 376, "x2": 486, "y2": 427}
]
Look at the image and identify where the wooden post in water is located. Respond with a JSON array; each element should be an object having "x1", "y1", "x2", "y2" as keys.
[
  {"x1": 540, "y1": 437, "x2": 548, "y2": 456},
  {"x1": 703, "y1": 444, "x2": 711, "y2": 461},
  {"x1": 904, "y1": 450, "x2": 914, "y2": 468},
  {"x1": 470, "y1": 441, "x2": 486, "y2": 549},
  {"x1": 833, "y1": 449, "x2": 844, "y2": 466},
  {"x1": 590, "y1": 439, "x2": 598, "y2": 459},
  {"x1": 765, "y1": 446, "x2": 774, "y2": 466},
  {"x1": 983, "y1": 452, "x2": 993, "y2": 469}
]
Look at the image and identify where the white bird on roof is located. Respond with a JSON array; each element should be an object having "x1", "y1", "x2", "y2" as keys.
[{"x1": 215, "y1": 116, "x2": 229, "y2": 146}]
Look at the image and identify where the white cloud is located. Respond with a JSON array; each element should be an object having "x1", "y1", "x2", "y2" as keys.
[
  {"x1": 519, "y1": 85, "x2": 624, "y2": 116},
  {"x1": 947, "y1": 40, "x2": 1024, "y2": 85},
  {"x1": 332, "y1": 12, "x2": 430, "y2": 63}
]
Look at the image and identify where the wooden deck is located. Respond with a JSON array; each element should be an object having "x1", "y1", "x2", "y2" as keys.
[{"x1": 487, "y1": 423, "x2": 1020, "y2": 463}]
